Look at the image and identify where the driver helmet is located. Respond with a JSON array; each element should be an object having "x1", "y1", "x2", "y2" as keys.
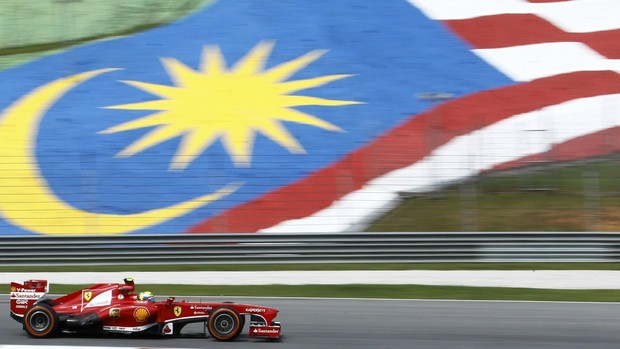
[{"x1": 138, "y1": 291, "x2": 155, "y2": 302}]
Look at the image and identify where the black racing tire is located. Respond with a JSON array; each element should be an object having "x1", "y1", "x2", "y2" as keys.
[
  {"x1": 207, "y1": 307, "x2": 242, "y2": 341},
  {"x1": 23, "y1": 304, "x2": 59, "y2": 338}
]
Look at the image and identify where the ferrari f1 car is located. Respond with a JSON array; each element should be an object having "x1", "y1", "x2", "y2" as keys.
[{"x1": 10, "y1": 278, "x2": 281, "y2": 341}]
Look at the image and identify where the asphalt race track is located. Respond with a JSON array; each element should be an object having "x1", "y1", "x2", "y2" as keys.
[{"x1": 2, "y1": 296, "x2": 620, "y2": 349}]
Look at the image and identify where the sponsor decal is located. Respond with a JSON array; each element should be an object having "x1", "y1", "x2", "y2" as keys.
[
  {"x1": 118, "y1": 294, "x2": 125, "y2": 300},
  {"x1": 190, "y1": 305, "x2": 212, "y2": 310},
  {"x1": 107, "y1": 326, "x2": 130, "y2": 331},
  {"x1": 174, "y1": 306, "x2": 182, "y2": 317},
  {"x1": 13, "y1": 298, "x2": 30, "y2": 309},
  {"x1": 133, "y1": 307, "x2": 150, "y2": 322},
  {"x1": 14, "y1": 288, "x2": 36, "y2": 293},
  {"x1": 83, "y1": 291, "x2": 92, "y2": 302},
  {"x1": 10, "y1": 286, "x2": 16, "y2": 292},
  {"x1": 162, "y1": 323, "x2": 174, "y2": 335},
  {"x1": 246, "y1": 308, "x2": 266, "y2": 313},
  {"x1": 10, "y1": 292, "x2": 45, "y2": 299},
  {"x1": 109, "y1": 308, "x2": 121, "y2": 319},
  {"x1": 253, "y1": 328, "x2": 280, "y2": 334},
  {"x1": 103, "y1": 324, "x2": 157, "y2": 332}
]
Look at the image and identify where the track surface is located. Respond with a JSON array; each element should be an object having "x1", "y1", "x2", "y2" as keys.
[{"x1": 2, "y1": 296, "x2": 620, "y2": 348}]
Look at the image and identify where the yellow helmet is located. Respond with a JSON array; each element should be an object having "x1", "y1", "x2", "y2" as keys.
[{"x1": 138, "y1": 291, "x2": 154, "y2": 302}]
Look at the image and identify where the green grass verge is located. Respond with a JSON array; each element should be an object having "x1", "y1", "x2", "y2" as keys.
[
  {"x1": 45, "y1": 284, "x2": 620, "y2": 303},
  {"x1": 0, "y1": 0, "x2": 212, "y2": 70},
  {"x1": 367, "y1": 157, "x2": 620, "y2": 232}
]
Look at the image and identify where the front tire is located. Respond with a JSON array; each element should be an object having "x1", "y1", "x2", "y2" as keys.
[
  {"x1": 207, "y1": 307, "x2": 242, "y2": 341},
  {"x1": 23, "y1": 304, "x2": 58, "y2": 338}
]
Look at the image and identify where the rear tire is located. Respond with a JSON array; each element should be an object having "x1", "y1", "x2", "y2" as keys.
[
  {"x1": 23, "y1": 304, "x2": 58, "y2": 338},
  {"x1": 207, "y1": 307, "x2": 242, "y2": 341}
]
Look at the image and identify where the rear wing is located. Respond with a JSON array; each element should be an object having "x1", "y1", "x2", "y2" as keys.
[{"x1": 10, "y1": 280, "x2": 49, "y2": 321}]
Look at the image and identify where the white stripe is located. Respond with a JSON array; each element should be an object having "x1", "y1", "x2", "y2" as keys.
[
  {"x1": 473, "y1": 42, "x2": 620, "y2": 82},
  {"x1": 536, "y1": 0, "x2": 620, "y2": 33},
  {"x1": 407, "y1": 0, "x2": 620, "y2": 33},
  {"x1": 262, "y1": 93, "x2": 620, "y2": 233},
  {"x1": 164, "y1": 315, "x2": 208, "y2": 323}
]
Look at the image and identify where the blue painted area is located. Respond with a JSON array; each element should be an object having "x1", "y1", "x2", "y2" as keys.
[{"x1": 0, "y1": 0, "x2": 514, "y2": 235}]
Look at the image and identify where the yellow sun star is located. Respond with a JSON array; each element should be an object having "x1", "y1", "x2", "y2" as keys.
[{"x1": 100, "y1": 41, "x2": 360, "y2": 170}]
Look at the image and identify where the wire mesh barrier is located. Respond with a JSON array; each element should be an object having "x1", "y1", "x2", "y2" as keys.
[{"x1": 1, "y1": 232, "x2": 619, "y2": 266}]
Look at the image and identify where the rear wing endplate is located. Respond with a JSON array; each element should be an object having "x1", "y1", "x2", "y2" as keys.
[{"x1": 10, "y1": 279, "x2": 49, "y2": 320}]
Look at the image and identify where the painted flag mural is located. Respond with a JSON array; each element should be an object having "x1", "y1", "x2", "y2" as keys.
[{"x1": 0, "y1": 0, "x2": 618, "y2": 235}]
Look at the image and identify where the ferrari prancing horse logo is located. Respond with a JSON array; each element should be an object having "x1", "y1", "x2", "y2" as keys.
[
  {"x1": 83, "y1": 291, "x2": 92, "y2": 302},
  {"x1": 174, "y1": 306, "x2": 182, "y2": 317}
]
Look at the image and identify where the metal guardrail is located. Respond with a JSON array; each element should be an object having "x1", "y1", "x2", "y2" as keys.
[{"x1": 1, "y1": 232, "x2": 619, "y2": 265}]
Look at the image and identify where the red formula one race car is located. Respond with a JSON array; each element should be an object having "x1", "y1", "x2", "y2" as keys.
[{"x1": 10, "y1": 278, "x2": 281, "y2": 342}]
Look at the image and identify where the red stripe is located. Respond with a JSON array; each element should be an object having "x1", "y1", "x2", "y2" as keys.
[
  {"x1": 445, "y1": 14, "x2": 620, "y2": 59},
  {"x1": 188, "y1": 71, "x2": 620, "y2": 233},
  {"x1": 578, "y1": 30, "x2": 620, "y2": 59}
]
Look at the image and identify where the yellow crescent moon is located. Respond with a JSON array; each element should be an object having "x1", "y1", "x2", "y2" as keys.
[{"x1": 0, "y1": 69, "x2": 239, "y2": 235}]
